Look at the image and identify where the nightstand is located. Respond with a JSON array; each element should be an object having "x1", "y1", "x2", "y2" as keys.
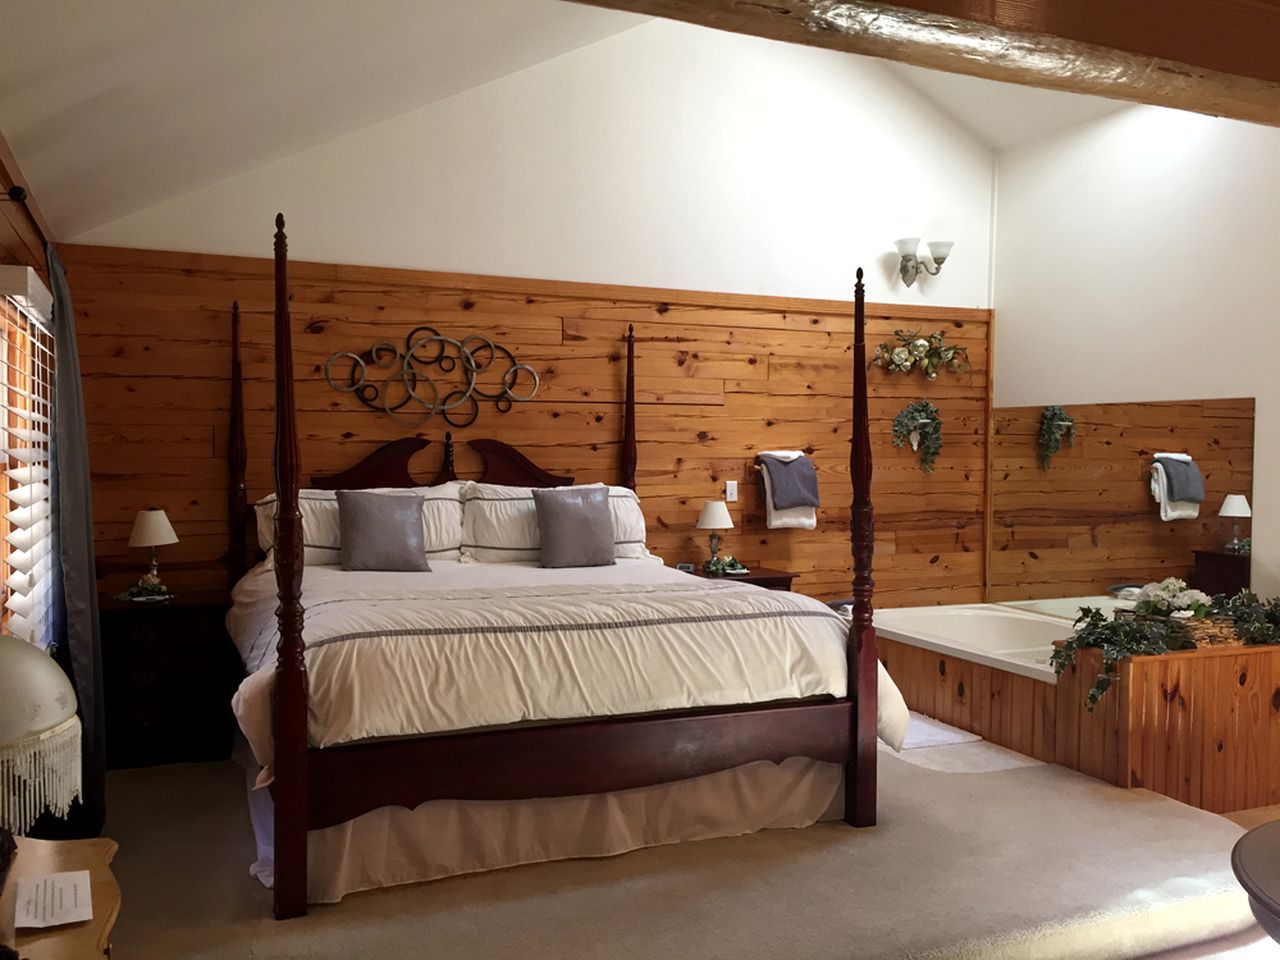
[
  {"x1": 1190, "y1": 550, "x2": 1251, "y2": 597},
  {"x1": 99, "y1": 591, "x2": 244, "y2": 769},
  {"x1": 693, "y1": 566, "x2": 797, "y2": 591}
]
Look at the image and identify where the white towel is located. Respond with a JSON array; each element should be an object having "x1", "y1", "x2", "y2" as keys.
[
  {"x1": 1150, "y1": 461, "x2": 1200, "y2": 521},
  {"x1": 759, "y1": 450, "x2": 817, "y2": 530}
]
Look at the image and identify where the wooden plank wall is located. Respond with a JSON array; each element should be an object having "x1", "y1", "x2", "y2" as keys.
[
  {"x1": 1055, "y1": 644, "x2": 1280, "y2": 813},
  {"x1": 62, "y1": 243, "x2": 993, "y2": 603},
  {"x1": 988, "y1": 398, "x2": 1254, "y2": 600}
]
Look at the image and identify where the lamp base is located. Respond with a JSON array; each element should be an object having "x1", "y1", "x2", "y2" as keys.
[{"x1": 1224, "y1": 537, "x2": 1248, "y2": 555}]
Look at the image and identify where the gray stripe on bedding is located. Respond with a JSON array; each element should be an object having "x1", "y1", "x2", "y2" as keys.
[{"x1": 307, "y1": 608, "x2": 843, "y2": 653}]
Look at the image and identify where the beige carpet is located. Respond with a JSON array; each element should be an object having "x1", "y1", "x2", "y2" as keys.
[{"x1": 102, "y1": 743, "x2": 1260, "y2": 960}]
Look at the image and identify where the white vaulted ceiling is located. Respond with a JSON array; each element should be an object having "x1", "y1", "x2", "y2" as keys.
[
  {"x1": 0, "y1": 0, "x2": 648, "y2": 237},
  {"x1": 1, "y1": 0, "x2": 1131, "y2": 245}
]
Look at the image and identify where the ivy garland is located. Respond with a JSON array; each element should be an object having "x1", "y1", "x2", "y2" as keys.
[
  {"x1": 1049, "y1": 607, "x2": 1193, "y2": 709},
  {"x1": 891, "y1": 399, "x2": 942, "y2": 473},
  {"x1": 869, "y1": 329, "x2": 970, "y2": 381},
  {"x1": 1037, "y1": 405, "x2": 1076, "y2": 470}
]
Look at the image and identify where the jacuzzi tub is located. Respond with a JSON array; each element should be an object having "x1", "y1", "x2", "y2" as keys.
[
  {"x1": 874, "y1": 596, "x2": 1135, "y2": 683},
  {"x1": 875, "y1": 604, "x2": 1070, "y2": 682}
]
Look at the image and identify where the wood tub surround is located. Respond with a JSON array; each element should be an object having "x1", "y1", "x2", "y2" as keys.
[
  {"x1": 1056, "y1": 644, "x2": 1280, "y2": 813},
  {"x1": 68, "y1": 244, "x2": 992, "y2": 605},
  {"x1": 878, "y1": 636, "x2": 1056, "y2": 762},
  {"x1": 882, "y1": 626, "x2": 1280, "y2": 813},
  {"x1": 989, "y1": 398, "x2": 1254, "y2": 600}
]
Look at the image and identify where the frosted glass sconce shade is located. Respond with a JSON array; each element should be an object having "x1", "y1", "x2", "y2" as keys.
[
  {"x1": 927, "y1": 240, "x2": 955, "y2": 264},
  {"x1": 895, "y1": 238, "x2": 954, "y2": 287}
]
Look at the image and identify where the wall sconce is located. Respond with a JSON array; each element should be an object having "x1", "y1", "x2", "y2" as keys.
[{"x1": 895, "y1": 238, "x2": 954, "y2": 287}]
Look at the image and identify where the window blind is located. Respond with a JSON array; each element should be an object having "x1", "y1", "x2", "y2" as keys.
[{"x1": 0, "y1": 295, "x2": 54, "y2": 649}]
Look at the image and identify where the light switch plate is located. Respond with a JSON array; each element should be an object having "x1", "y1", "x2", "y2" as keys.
[{"x1": 725, "y1": 480, "x2": 738, "y2": 502}]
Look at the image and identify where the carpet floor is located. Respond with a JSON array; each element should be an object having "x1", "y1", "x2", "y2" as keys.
[{"x1": 103, "y1": 742, "x2": 1265, "y2": 959}]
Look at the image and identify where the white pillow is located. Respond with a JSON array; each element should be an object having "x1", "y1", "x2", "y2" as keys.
[
  {"x1": 255, "y1": 481, "x2": 463, "y2": 565},
  {"x1": 460, "y1": 481, "x2": 650, "y2": 563}
]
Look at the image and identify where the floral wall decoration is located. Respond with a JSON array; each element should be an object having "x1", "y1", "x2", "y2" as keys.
[
  {"x1": 869, "y1": 328, "x2": 970, "y2": 380},
  {"x1": 1037, "y1": 405, "x2": 1076, "y2": 470},
  {"x1": 891, "y1": 399, "x2": 943, "y2": 472}
]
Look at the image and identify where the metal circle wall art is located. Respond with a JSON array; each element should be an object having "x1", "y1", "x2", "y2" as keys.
[{"x1": 324, "y1": 326, "x2": 540, "y2": 428}]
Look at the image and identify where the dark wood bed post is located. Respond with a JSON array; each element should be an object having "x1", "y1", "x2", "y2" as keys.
[
  {"x1": 846, "y1": 267, "x2": 877, "y2": 828},
  {"x1": 620, "y1": 324, "x2": 637, "y2": 489},
  {"x1": 271, "y1": 214, "x2": 309, "y2": 919},
  {"x1": 228, "y1": 300, "x2": 247, "y2": 591}
]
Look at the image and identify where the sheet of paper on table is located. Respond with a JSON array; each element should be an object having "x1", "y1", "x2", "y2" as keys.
[{"x1": 14, "y1": 870, "x2": 93, "y2": 929}]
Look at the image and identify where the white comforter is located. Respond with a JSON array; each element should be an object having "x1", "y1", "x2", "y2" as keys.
[{"x1": 229, "y1": 559, "x2": 905, "y2": 774}]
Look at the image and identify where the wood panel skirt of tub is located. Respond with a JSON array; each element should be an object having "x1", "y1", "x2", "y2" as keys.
[
  {"x1": 883, "y1": 633, "x2": 1280, "y2": 813},
  {"x1": 1056, "y1": 644, "x2": 1280, "y2": 814},
  {"x1": 878, "y1": 636, "x2": 1056, "y2": 762}
]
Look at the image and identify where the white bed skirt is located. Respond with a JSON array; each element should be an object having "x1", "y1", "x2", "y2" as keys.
[{"x1": 243, "y1": 757, "x2": 843, "y2": 904}]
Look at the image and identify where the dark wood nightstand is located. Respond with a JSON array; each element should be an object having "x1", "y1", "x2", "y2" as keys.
[
  {"x1": 1190, "y1": 550, "x2": 1251, "y2": 597},
  {"x1": 693, "y1": 566, "x2": 797, "y2": 591},
  {"x1": 99, "y1": 591, "x2": 244, "y2": 770}
]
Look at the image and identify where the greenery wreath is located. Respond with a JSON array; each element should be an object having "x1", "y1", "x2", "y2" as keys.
[
  {"x1": 891, "y1": 399, "x2": 943, "y2": 473},
  {"x1": 1037, "y1": 405, "x2": 1076, "y2": 470}
]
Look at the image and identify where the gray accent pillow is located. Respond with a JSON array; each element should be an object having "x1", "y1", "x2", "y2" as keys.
[
  {"x1": 336, "y1": 491, "x2": 431, "y2": 572},
  {"x1": 533, "y1": 486, "x2": 616, "y2": 569}
]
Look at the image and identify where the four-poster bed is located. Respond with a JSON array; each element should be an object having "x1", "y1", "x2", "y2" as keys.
[{"x1": 232, "y1": 214, "x2": 878, "y2": 919}]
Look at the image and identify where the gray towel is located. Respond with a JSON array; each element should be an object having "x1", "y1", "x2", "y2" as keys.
[
  {"x1": 1155, "y1": 456, "x2": 1204, "y2": 503},
  {"x1": 759, "y1": 455, "x2": 820, "y2": 510}
]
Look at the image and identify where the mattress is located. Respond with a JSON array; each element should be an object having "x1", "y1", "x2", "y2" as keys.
[{"x1": 228, "y1": 558, "x2": 894, "y2": 776}]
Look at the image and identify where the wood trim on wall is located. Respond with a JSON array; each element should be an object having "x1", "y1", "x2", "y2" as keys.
[
  {"x1": 988, "y1": 398, "x2": 1255, "y2": 600},
  {"x1": 64, "y1": 243, "x2": 993, "y2": 606},
  {"x1": 0, "y1": 128, "x2": 52, "y2": 270}
]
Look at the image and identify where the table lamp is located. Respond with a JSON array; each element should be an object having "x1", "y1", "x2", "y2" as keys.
[
  {"x1": 128, "y1": 508, "x2": 179, "y2": 595},
  {"x1": 696, "y1": 500, "x2": 733, "y2": 574},
  {"x1": 1219, "y1": 494, "x2": 1251, "y2": 554},
  {"x1": 0, "y1": 633, "x2": 82, "y2": 834}
]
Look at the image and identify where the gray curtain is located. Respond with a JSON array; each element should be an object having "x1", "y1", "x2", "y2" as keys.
[{"x1": 46, "y1": 245, "x2": 105, "y2": 836}]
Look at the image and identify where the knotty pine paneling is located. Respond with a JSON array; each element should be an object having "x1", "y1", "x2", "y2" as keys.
[
  {"x1": 988, "y1": 398, "x2": 1254, "y2": 601},
  {"x1": 63, "y1": 243, "x2": 992, "y2": 602},
  {"x1": 1054, "y1": 644, "x2": 1280, "y2": 813}
]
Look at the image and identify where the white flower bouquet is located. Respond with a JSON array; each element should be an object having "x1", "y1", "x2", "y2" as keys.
[{"x1": 1133, "y1": 577, "x2": 1213, "y2": 618}]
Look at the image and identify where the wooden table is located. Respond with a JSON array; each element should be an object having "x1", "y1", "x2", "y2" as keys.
[
  {"x1": 2, "y1": 837, "x2": 120, "y2": 959},
  {"x1": 1232, "y1": 820, "x2": 1280, "y2": 943}
]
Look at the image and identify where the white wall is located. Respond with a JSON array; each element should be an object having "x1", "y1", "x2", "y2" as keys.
[
  {"x1": 73, "y1": 19, "x2": 995, "y2": 307},
  {"x1": 995, "y1": 106, "x2": 1280, "y2": 592}
]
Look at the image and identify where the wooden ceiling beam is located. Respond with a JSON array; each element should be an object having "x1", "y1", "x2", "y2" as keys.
[{"x1": 570, "y1": 0, "x2": 1280, "y2": 127}]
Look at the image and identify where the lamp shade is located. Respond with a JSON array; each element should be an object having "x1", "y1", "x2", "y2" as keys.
[
  {"x1": 894, "y1": 237, "x2": 921, "y2": 258},
  {"x1": 696, "y1": 500, "x2": 733, "y2": 531},
  {"x1": 927, "y1": 240, "x2": 955, "y2": 263},
  {"x1": 128, "y1": 508, "x2": 178, "y2": 548},
  {"x1": 0, "y1": 634, "x2": 81, "y2": 833},
  {"x1": 1219, "y1": 494, "x2": 1252, "y2": 519}
]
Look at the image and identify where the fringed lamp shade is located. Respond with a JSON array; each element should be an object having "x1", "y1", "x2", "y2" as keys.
[{"x1": 0, "y1": 634, "x2": 81, "y2": 834}]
